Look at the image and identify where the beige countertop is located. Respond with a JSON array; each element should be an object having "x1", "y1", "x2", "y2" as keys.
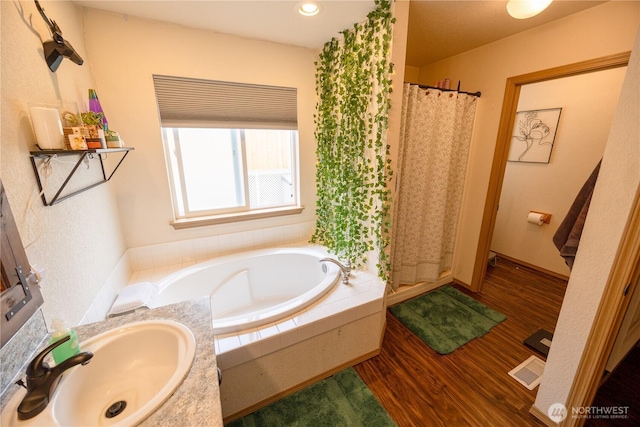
[
  {"x1": 75, "y1": 296, "x2": 222, "y2": 427},
  {"x1": 1, "y1": 296, "x2": 222, "y2": 426}
]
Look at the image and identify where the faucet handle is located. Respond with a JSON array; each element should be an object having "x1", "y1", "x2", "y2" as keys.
[{"x1": 26, "y1": 335, "x2": 70, "y2": 377}]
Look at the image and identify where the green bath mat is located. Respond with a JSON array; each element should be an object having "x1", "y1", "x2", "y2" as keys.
[
  {"x1": 390, "y1": 285, "x2": 506, "y2": 355},
  {"x1": 226, "y1": 368, "x2": 396, "y2": 427}
]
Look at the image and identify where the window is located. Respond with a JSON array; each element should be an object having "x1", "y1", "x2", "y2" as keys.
[{"x1": 153, "y1": 75, "x2": 301, "y2": 224}]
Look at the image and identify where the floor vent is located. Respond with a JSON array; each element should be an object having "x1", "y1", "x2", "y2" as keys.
[{"x1": 508, "y1": 355, "x2": 545, "y2": 390}]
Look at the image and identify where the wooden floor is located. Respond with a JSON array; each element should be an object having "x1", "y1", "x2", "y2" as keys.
[{"x1": 354, "y1": 258, "x2": 567, "y2": 427}]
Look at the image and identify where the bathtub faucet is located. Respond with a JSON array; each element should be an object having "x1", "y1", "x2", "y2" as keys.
[{"x1": 320, "y1": 258, "x2": 351, "y2": 285}]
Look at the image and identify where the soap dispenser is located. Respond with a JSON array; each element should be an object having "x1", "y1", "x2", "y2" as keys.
[{"x1": 48, "y1": 319, "x2": 80, "y2": 365}]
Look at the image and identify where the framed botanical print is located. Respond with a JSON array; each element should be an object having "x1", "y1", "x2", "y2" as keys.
[{"x1": 508, "y1": 108, "x2": 562, "y2": 163}]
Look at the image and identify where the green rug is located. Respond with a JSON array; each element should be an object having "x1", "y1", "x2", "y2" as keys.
[
  {"x1": 226, "y1": 368, "x2": 396, "y2": 427},
  {"x1": 389, "y1": 285, "x2": 506, "y2": 355}
]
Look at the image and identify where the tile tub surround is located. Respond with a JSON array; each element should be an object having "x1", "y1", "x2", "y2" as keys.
[
  {"x1": 82, "y1": 224, "x2": 315, "y2": 324},
  {"x1": 1, "y1": 297, "x2": 222, "y2": 427},
  {"x1": 215, "y1": 270, "x2": 387, "y2": 422}
]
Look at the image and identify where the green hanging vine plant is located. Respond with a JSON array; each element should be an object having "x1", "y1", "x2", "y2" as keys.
[{"x1": 311, "y1": 0, "x2": 395, "y2": 282}]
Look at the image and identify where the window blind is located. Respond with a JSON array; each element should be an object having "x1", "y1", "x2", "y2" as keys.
[{"x1": 153, "y1": 75, "x2": 298, "y2": 129}]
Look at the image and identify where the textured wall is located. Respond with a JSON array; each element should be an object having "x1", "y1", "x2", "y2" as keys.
[{"x1": 1, "y1": 1, "x2": 126, "y2": 327}]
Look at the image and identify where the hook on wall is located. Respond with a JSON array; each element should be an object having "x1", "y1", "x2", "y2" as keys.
[{"x1": 34, "y1": 0, "x2": 84, "y2": 72}]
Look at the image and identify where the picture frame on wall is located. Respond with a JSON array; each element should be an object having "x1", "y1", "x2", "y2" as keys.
[{"x1": 507, "y1": 108, "x2": 562, "y2": 163}]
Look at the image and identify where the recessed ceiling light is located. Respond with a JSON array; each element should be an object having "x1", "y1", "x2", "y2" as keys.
[
  {"x1": 507, "y1": 0, "x2": 553, "y2": 19},
  {"x1": 297, "y1": 1, "x2": 322, "y2": 17}
]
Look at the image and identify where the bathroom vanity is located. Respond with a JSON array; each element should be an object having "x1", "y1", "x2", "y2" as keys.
[{"x1": 0, "y1": 297, "x2": 223, "y2": 426}]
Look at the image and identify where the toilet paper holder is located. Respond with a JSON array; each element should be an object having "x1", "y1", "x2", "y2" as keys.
[{"x1": 530, "y1": 211, "x2": 552, "y2": 224}]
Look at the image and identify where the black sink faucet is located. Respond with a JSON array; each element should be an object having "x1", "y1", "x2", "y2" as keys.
[{"x1": 17, "y1": 335, "x2": 93, "y2": 420}]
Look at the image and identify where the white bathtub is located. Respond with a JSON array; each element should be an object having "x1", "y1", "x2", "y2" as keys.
[{"x1": 152, "y1": 247, "x2": 341, "y2": 334}]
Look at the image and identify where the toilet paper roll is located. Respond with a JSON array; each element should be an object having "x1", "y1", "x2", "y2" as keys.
[
  {"x1": 29, "y1": 105, "x2": 64, "y2": 149},
  {"x1": 527, "y1": 212, "x2": 545, "y2": 225}
]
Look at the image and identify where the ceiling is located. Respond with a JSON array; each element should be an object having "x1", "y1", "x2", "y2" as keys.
[
  {"x1": 72, "y1": 1, "x2": 606, "y2": 67},
  {"x1": 406, "y1": 1, "x2": 606, "y2": 67},
  {"x1": 72, "y1": 0, "x2": 378, "y2": 49}
]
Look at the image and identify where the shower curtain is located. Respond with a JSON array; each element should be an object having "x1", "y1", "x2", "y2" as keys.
[{"x1": 390, "y1": 83, "x2": 478, "y2": 289}]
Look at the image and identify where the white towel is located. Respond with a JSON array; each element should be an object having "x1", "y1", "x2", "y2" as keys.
[{"x1": 107, "y1": 282, "x2": 159, "y2": 317}]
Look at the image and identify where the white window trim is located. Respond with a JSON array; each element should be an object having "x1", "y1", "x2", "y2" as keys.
[{"x1": 170, "y1": 205, "x2": 305, "y2": 230}]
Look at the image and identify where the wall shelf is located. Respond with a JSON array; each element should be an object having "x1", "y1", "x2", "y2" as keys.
[{"x1": 29, "y1": 147, "x2": 134, "y2": 206}]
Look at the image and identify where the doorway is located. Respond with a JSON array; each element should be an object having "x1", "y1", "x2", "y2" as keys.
[
  {"x1": 470, "y1": 53, "x2": 631, "y2": 293},
  {"x1": 487, "y1": 65, "x2": 628, "y2": 286}
]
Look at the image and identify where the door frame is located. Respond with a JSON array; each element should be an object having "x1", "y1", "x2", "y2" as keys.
[{"x1": 469, "y1": 52, "x2": 631, "y2": 293}]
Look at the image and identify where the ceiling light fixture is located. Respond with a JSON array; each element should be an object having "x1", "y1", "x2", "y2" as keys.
[
  {"x1": 297, "y1": 1, "x2": 322, "y2": 17},
  {"x1": 507, "y1": 0, "x2": 553, "y2": 19}
]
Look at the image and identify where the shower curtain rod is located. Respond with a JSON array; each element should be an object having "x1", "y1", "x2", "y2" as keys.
[{"x1": 411, "y1": 82, "x2": 482, "y2": 98}]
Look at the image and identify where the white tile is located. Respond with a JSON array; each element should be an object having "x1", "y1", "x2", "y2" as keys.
[
  {"x1": 313, "y1": 314, "x2": 332, "y2": 335},
  {"x1": 240, "y1": 231, "x2": 255, "y2": 250},
  {"x1": 262, "y1": 227, "x2": 275, "y2": 246},
  {"x1": 151, "y1": 244, "x2": 169, "y2": 269},
  {"x1": 204, "y1": 235, "x2": 219, "y2": 257},
  {"x1": 238, "y1": 329, "x2": 261, "y2": 345},
  {"x1": 241, "y1": 341, "x2": 263, "y2": 360},
  {"x1": 193, "y1": 238, "x2": 209, "y2": 262},
  {"x1": 296, "y1": 322, "x2": 315, "y2": 342},
  {"x1": 258, "y1": 323, "x2": 279, "y2": 340},
  {"x1": 292, "y1": 309, "x2": 314, "y2": 327},
  {"x1": 179, "y1": 239, "x2": 196, "y2": 264},
  {"x1": 276, "y1": 319, "x2": 296, "y2": 333},
  {"x1": 216, "y1": 333, "x2": 242, "y2": 354},
  {"x1": 251, "y1": 228, "x2": 266, "y2": 248},
  {"x1": 261, "y1": 334, "x2": 282, "y2": 355},
  {"x1": 216, "y1": 348, "x2": 244, "y2": 370},
  {"x1": 329, "y1": 309, "x2": 348, "y2": 330},
  {"x1": 136, "y1": 246, "x2": 154, "y2": 271},
  {"x1": 355, "y1": 301, "x2": 371, "y2": 320},
  {"x1": 164, "y1": 241, "x2": 181, "y2": 266},
  {"x1": 127, "y1": 247, "x2": 139, "y2": 271},
  {"x1": 282, "y1": 225, "x2": 294, "y2": 243},
  {"x1": 218, "y1": 234, "x2": 232, "y2": 253},
  {"x1": 279, "y1": 328, "x2": 299, "y2": 348},
  {"x1": 367, "y1": 295, "x2": 384, "y2": 314}
]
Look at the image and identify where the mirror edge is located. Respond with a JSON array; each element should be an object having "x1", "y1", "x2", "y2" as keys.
[{"x1": 0, "y1": 178, "x2": 45, "y2": 348}]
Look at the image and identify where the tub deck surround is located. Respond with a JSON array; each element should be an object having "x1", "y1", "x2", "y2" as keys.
[
  {"x1": 217, "y1": 269, "x2": 387, "y2": 421},
  {"x1": 213, "y1": 269, "x2": 385, "y2": 370}
]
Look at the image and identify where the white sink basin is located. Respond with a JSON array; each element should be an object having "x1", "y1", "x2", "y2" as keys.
[{"x1": 1, "y1": 320, "x2": 196, "y2": 427}]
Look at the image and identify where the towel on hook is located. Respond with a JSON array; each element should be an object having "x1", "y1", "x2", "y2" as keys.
[{"x1": 552, "y1": 160, "x2": 601, "y2": 270}]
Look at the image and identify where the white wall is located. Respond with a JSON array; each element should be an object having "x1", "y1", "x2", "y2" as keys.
[
  {"x1": 80, "y1": 9, "x2": 319, "y2": 250},
  {"x1": 416, "y1": 1, "x2": 640, "y2": 285},
  {"x1": 1, "y1": 1, "x2": 127, "y2": 327},
  {"x1": 535, "y1": 26, "x2": 640, "y2": 416},
  {"x1": 491, "y1": 67, "x2": 627, "y2": 276}
]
